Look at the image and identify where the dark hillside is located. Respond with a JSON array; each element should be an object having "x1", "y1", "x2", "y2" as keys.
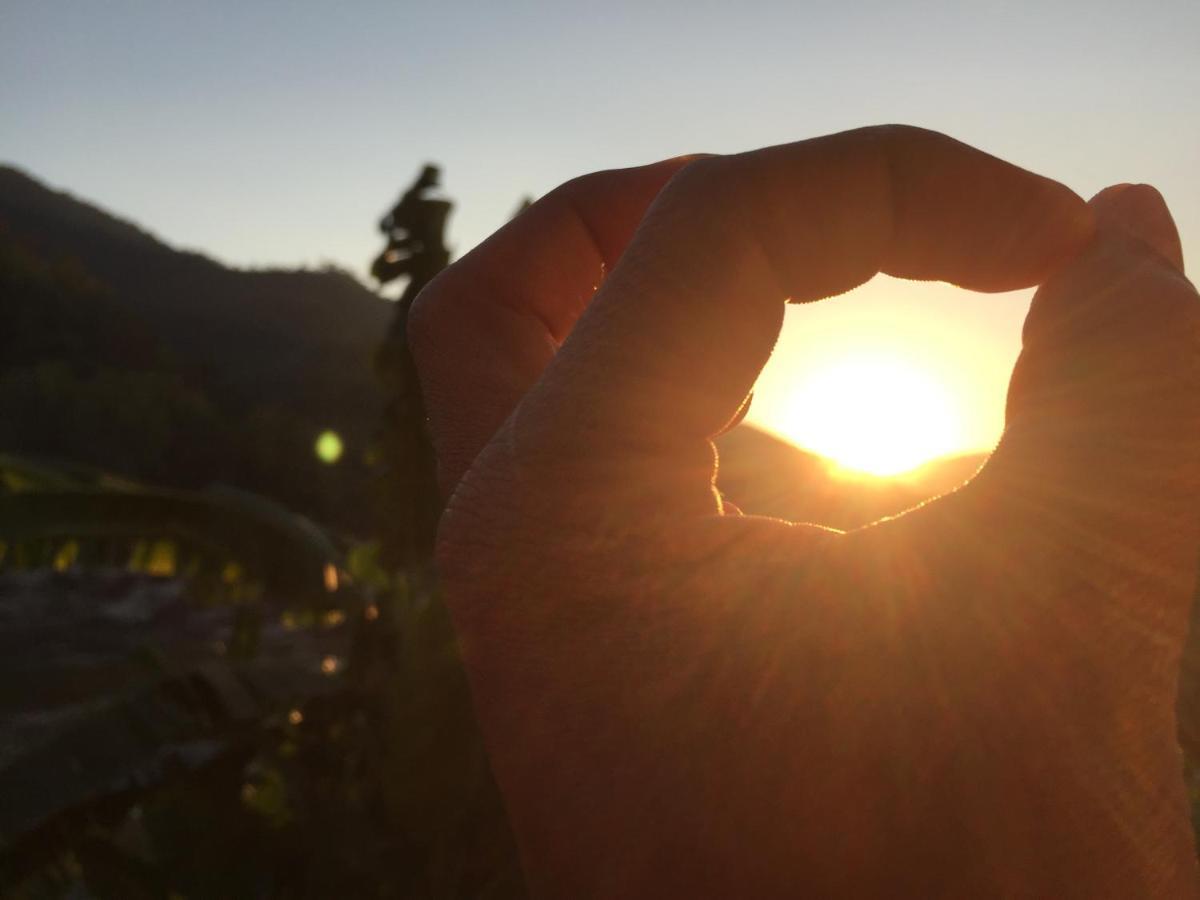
[
  {"x1": 715, "y1": 425, "x2": 987, "y2": 530},
  {"x1": 0, "y1": 164, "x2": 989, "y2": 535},
  {"x1": 0, "y1": 165, "x2": 392, "y2": 532},
  {"x1": 0, "y1": 165, "x2": 389, "y2": 419}
]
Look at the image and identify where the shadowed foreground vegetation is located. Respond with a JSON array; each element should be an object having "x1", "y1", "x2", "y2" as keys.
[
  {"x1": 0, "y1": 457, "x2": 519, "y2": 898},
  {"x1": 3, "y1": 165, "x2": 1200, "y2": 897}
]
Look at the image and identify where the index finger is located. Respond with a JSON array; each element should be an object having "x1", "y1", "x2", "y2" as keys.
[
  {"x1": 410, "y1": 157, "x2": 696, "y2": 494},
  {"x1": 514, "y1": 125, "x2": 1095, "y2": 466}
]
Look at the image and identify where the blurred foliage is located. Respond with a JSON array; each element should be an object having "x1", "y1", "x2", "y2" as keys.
[
  {"x1": 0, "y1": 455, "x2": 522, "y2": 898},
  {"x1": 0, "y1": 571, "x2": 524, "y2": 900},
  {"x1": 0, "y1": 456, "x2": 343, "y2": 606},
  {"x1": 370, "y1": 165, "x2": 449, "y2": 570},
  {"x1": 0, "y1": 164, "x2": 524, "y2": 898}
]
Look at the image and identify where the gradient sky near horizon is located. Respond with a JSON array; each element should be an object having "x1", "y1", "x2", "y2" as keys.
[{"x1": 4, "y1": 1, "x2": 1198, "y2": 465}]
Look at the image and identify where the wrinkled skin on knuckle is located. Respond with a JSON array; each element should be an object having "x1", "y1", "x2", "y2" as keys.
[
  {"x1": 642, "y1": 155, "x2": 748, "y2": 249},
  {"x1": 405, "y1": 271, "x2": 470, "y2": 439},
  {"x1": 404, "y1": 272, "x2": 447, "y2": 367}
]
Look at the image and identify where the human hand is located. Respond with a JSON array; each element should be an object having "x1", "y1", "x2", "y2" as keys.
[{"x1": 409, "y1": 126, "x2": 1200, "y2": 898}]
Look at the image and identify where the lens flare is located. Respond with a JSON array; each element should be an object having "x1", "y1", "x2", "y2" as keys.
[
  {"x1": 314, "y1": 430, "x2": 344, "y2": 464},
  {"x1": 781, "y1": 353, "x2": 965, "y2": 477}
]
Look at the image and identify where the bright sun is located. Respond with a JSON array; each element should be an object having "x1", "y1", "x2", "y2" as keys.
[{"x1": 780, "y1": 353, "x2": 966, "y2": 477}]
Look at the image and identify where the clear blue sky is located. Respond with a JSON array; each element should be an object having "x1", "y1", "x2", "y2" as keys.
[{"x1": 4, "y1": 0, "x2": 1198, "y2": 460}]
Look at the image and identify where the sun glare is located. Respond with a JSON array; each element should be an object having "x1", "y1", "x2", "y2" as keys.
[{"x1": 779, "y1": 353, "x2": 966, "y2": 477}]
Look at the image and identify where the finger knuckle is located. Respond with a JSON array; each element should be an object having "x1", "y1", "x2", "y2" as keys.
[
  {"x1": 858, "y1": 122, "x2": 918, "y2": 141},
  {"x1": 850, "y1": 124, "x2": 968, "y2": 171},
  {"x1": 546, "y1": 173, "x2": 592, "y2": 205},
  {"x1": 551, "y1": 168, "x2": 622, "y2": 207},
  {"x1": 656, "y1": 154, "x2": 740, "y2": 215},
  {"x1": 406, "y1": 270, "x2": 458, "y2": 364},
  {"x1": 404, "y1": 288, "x2": 435, "y2": 355}
]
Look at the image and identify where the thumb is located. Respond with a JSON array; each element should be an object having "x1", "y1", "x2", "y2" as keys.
[
  {"x1": 1090, "y1": 183, "x2": 1184, "y2": 272},
  {"x1": 1005, "y1": 184, "x2": 1192, "y2": 429},
  {"x1": 994, "y1": 182, "x2": 1200, "y2": 523}
]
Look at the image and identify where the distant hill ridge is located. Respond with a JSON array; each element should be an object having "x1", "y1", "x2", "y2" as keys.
[
  {"x1": 0, "y1": 164, "x2": 391, "y2": 531},
  {"x1": 0, "y1": 165, "x2": 391, "y2": 415},
  {"x1": 0, "y1": 163, "x2": 987, "y2": 533},
  {"x1": 0, "y1": 166, "x2": 166, "y2": 253},
  {"x1": 715, "y1": 425, "x2": 988, "y2": 530}
]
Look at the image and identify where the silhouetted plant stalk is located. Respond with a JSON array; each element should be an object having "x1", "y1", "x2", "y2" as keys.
[{"x1": 371, "y1": 165, "x2": 451, "y2": 571}]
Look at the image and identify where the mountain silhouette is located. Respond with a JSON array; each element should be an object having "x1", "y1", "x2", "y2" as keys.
[
  {"x1": 0, "y1": 165, "x2": 389, "y2": 423},
  {"x1": 715, "y1": 425, "x2": 988, "y2": 529},
  {"x1": 0, "y1": 163, "x2": 987, "y2": 534},
  {"x1": 0, "y1": 164, "x2": 391, "y2": 532}
]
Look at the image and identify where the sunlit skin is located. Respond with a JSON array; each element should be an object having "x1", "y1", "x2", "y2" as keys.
[
  {"x1": 780, "y1": 352, "x2": 966, "y2": 476},
  {"x1": 410, "y1": 126, "x2": 1200, "y2": 897}
]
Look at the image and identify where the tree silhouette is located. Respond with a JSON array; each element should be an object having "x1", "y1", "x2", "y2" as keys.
[{"x1": 372, "y1": 165, "x2": 452, "y2": 568}]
